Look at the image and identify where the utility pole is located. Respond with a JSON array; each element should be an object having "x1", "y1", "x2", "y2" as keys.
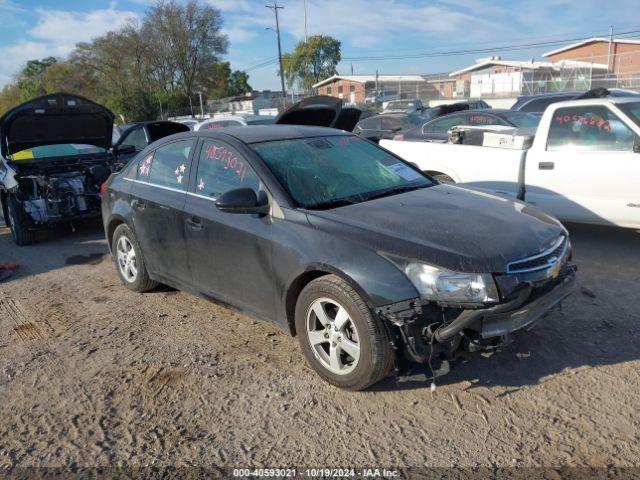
[
  {"x1": 303, "y1": 0, "x2": 308, "y2": 43},
  {"x1": 197, "y1": 91, "x2": 204, "y2": 119},
  {"x1": 266, "y1": 2, "x2": 286, "y2": 102},
  {"x1": 607, "y1": 26, "x2": 614, "y2": 72}
]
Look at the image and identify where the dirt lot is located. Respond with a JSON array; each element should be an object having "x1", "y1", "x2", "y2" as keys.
[{"x1": 0, "y1": 219, "x2": 639, "y2": 474}]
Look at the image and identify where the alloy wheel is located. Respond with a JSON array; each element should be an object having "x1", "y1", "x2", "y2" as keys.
[
  {"x1": 116, "y1": 235, "x2": 138, "y2": 283},
  {"x1": 306, "y1": 297, "x2": 361, "y2": 375}
]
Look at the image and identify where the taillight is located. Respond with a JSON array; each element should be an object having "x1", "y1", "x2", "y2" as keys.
[
  {"x1": 100, "y1": 183, "x2": 107, "y2": 195},
  {"x1": 393, "y1": 133, "x2": 404, "y2": 140}
]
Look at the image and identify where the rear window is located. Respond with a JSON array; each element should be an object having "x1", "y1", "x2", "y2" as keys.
[
  {"x1": 520, "y1": 95, "x2": 574, "y2": 113},
  {"x1": 147, "y1": 122, "x2": 190, "y2": 142},
  {"x1": 500, "y1": 112, "x2": 541, "y2": 128}
]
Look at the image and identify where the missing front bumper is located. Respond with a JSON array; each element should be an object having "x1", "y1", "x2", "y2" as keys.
[{"x1": 481, "y1": 271, "x2": 576, "y2": 338}]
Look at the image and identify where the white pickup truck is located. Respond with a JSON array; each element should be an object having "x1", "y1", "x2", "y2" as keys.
[{"x1": 381, "y1": 97, "x2": 640, "y2": 229}]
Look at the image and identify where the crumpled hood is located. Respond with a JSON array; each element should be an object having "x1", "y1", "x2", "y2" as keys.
[
  {"x1": 306, "y1": 184, "x2": 565, "y2": 273},
  {"x1": 0, "y1": 93, "x2": 115, "y2": 158}
]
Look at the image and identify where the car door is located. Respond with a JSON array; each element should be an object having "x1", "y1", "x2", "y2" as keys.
[
  {"x1": 130, "y1": 139, "x2": 196, "y2": 284},
  {"x1": 525, "y1": 104, "x2": 640, "y2": 227},
  {"x1": 184, "y1": 138, "x2": 276, "y2": 318}
]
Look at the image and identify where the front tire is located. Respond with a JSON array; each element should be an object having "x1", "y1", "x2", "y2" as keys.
[
  {"x1": 112, "y1": 224, "x2": 158, "y2": 292},
  {"x1": 295, "y1": 275, "x2": 394, "y2": 390},
  {"x1": 6, "y1": 196, "x2": 35, "y2": 246}
]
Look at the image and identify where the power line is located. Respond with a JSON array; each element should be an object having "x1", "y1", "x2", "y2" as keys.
[{"x1": 341, "y1": 28, "x2": 640, "y2": 61}]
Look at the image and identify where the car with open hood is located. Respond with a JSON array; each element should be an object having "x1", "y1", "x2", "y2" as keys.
[
  {"x1": 0, "y1": 93, "x2": 117, "y2": 245},
  {"x1": 102, "y1": 109, "x2": 576, "y2": 389},
  {"x1": 111, "y1": 120, "x2": 191, "y2": 168}
]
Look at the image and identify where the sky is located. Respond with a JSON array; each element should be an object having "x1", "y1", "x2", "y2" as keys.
[{"x1": 0, "y1": 0, "x2": 639, "y2": 91}]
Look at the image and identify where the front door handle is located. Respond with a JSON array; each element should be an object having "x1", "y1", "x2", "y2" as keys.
[
  {"x1": 186, "y1": 217, "x2": 203, "y2": 231},
  {"x1": 539, "y1": 162, "x2": 555, "y2": 170},
  {"x1": 131, "y1": 199, "x2": 146, "y2": 210}
]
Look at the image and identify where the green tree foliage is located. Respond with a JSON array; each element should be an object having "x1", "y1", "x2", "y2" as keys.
[
  {"x1": 0, "y1": 0, "x2": 251, "y2": 120},
  {"x1": 282, "y1": 35, "x2": 341, "y2": 92},
  {"x1": 16, "y1": 57, "x2": 57, "y2": 101},
  {"x1": 203, "y1": 62, "x2": 253, "y2": 99}
]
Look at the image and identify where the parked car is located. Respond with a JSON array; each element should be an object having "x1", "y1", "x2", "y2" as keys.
[
  {"x1": 112, "y1": 121, "x2": 190, "y2": 166},
  {"x1": 402, "y1": 109, "x2": 540, "y2": 142},
  {"x1": 353, "y1": 113, "x2": 427, "y2": 142},
  {"x1": 0, "y1": 93, "x2": 114, "y2": 245},
  {"x1": 381, "y1": 96, "x2": 640, "y2": 229},
  {"x1": 511, "y1": 88, "x2": 640, "y2": 116},
  {"x1": 382, "y1": 98, "x2": 424, "y2": 114},
  {"x1": 194, "y1": 115, "x2": 274, "y2": 131},
  {"x1": 421, "y1": 100, "x2": 491, "y2": 121},
  {"x1": 511, "y1": 92, "x2": 581, "y2": 116},
  {"x1": 103, "y1": 112, "x2": 575, "y2": 390},
  {"x1": 175, "y1": 119, "x2": 199, "y2": 130}
]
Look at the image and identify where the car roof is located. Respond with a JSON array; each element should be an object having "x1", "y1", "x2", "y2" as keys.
[
  {"x1": 516, "y1": 92, "x2": 580, "y2": 101},
  {"x1": 166, "y1": 125, "x2": 350, "y2": 145},
  {"x1": 544, "y1": 97, "x2": 640, "y2": 108}
]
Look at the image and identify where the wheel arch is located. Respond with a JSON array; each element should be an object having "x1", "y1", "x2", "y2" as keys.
[
  {"x1": 106, "y1": 215, "x2": 128, "y2": 252},
  {"x1": 283, "y1": 264, "x2": 376, "y2": 337}
]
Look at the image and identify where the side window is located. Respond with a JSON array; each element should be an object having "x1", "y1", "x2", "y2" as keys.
[
  {"x1": 138, "y1": 140, "x2": 194, "y2": 190},
  {"x1": 358, "y1": 117, "x2": 380, "y2": 130},
  {"x1": 547, "y1": 106, "x2": 636, "y2": 152},
  {"x1": 380, "y1": 116, "x2": 402, "y2": 130},
  {"x1": 466, "y1": 113, "x2": 500, "y2": 126},
  {"x1": 194, "y1": 140, "x2": 260, "y2": 199},
  {"x1": 423, "y1": 114, "x2": 466, "y2": 134},
  {"x1": 122, "y1": 127, "x2": 148, "y2": 151}
]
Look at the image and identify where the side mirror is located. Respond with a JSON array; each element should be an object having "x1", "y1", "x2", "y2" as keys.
[
  {"x1": 634, "y1": 136, "x2": 640, "y2": 153},
  {"x1": 215, "y1": 188, "x2": 269, "y2": 215},
  {"x1": 116, "y1": 144, "x2": 136, "y2": 155}
]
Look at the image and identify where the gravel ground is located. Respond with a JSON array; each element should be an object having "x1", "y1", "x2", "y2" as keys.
[{"x1": 0, "y1": 220, "x2": 639, "y2": 475}]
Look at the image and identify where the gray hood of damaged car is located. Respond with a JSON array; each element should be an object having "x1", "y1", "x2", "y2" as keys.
[
  {"x1": 305, "y1": 184, "x2": 565, "y2": 274},
  {"x1": 0, "y1": 93, "x2": 114, "y2": 158}
]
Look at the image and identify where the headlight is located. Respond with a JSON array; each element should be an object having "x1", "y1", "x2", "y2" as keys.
[{"x1": 382, "y1": 254, "x2": 499, "y2": 304}]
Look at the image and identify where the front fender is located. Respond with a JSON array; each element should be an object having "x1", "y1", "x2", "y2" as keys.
[{"x1": 272, "y1": 211, "x2": 419, "y2": 325}]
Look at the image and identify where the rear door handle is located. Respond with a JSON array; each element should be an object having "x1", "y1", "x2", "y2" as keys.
[
  {"x1": 131, "y1": 199, "x2": 146, "y2": 210},
  {"x1": 186, "y1": 217, "x2": 203, "y2": 231},
  {"x1": 539, "y1": 162, "x2": 555, "y2": 170}
]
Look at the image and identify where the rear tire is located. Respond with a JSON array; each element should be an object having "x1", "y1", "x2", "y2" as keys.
[
  {"x1": 6, "y1": 196, "x2": 35, "y2": 246},
  {"x1": 295, "y1": 275, "x2": 394, "y2": 390},
  {"x1": 112, "y1": 224, "x2": 158, "y2": 292}
]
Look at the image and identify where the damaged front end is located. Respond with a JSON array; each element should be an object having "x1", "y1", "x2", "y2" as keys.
[
  {"x1": 5, "y1": 164, "x2": 110, "y2": 226},
  {"x1": 376, "y1": 238, "x2": 577, "y2": 365}
]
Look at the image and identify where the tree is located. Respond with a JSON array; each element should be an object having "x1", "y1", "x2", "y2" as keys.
[
  {"x1": 143, "y1": 0, "x2": 228, "y2": 114},
  {"x1": 228, "y1": 70, "x2": 251, "y2": 96},
  {"x1": 17, "y1": 57, "x2": 57, "y2": 101},
  {"x1": 0, "y1": 1, "x2": 247, "y2": 121},
  {"x1": 0, "y1": 84, "x2": 21, "y2": 115},
  {"x1": 282, "y1": 35, "x2": 341, "y2": 92}
]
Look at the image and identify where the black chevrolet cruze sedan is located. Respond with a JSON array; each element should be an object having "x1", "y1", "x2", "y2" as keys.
[{"x1": 102, "y1": 125, "x2": 575, "y2": 390}]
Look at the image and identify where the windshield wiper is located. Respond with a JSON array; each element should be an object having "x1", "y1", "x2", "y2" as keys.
[
  {"x1": 304, "y1": 196, "x2": 361, "y2": 210},
  {"x1": 358, "y1": 184, "x2": 429, "y2": 202}
]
